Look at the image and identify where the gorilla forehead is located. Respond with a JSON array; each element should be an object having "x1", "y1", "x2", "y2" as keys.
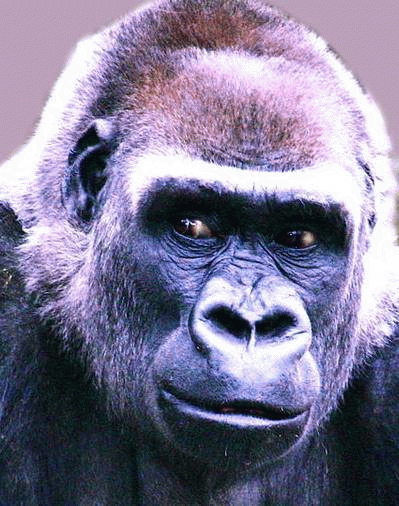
[{"x1": 134, "y1": 50, "x2": 360, "y2": 169}]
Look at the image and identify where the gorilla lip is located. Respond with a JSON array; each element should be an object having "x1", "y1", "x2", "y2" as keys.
[{"x1": 161, "y1": 389, "x2": 308, "y2": 427}]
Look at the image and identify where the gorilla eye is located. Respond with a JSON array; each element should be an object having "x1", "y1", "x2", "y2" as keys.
[
  {"x1": 275, "y1": 230, "x2": 317, "y2": 249},
  {"x1": 174, "y1": 218, "x2": 214, "y2": 239}
]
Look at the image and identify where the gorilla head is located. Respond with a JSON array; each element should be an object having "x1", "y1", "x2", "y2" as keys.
[{"x1": 0, "y1": 0, "x2": 398, "y2": 502}]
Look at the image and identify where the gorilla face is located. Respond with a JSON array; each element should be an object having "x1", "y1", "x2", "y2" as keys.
[
  {"x1": 66, "y1": 152, "x2": 364, "y2": 472},
  {"x1": 53, "y1": 49, "x2": 371, "y2": 471},
  {"x1": 7, "y1": 2, "x2": 384, "y2": 482},
  {"x1": 130, "y1": 158, "x2": 361, "y2": 467}
]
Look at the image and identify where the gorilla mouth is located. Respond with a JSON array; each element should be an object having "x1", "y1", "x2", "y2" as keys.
[
  {"x1": 161, "y1": 389, "x2": 307, "y2": 427},
  {"x1": 217, "y1": 401, "x2": 301, "y2": 421}
]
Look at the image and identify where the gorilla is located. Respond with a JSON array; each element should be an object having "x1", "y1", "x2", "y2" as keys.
[{"x1": 0, "y1": 0, "x2": 399, "y2": 504}]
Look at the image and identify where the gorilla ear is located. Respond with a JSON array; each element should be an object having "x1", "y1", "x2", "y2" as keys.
[{"x1": 62, "y1": 119, "x2": 116, "y2": 227}]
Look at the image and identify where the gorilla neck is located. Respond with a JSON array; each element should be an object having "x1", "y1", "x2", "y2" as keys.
[{"x1": 134, "y1": 434, "x2": 328, "y2": 505}]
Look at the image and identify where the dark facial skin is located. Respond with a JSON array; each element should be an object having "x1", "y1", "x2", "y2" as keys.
[{"x1": 84, "y1": 151, "x2": 359, "y2": 474}]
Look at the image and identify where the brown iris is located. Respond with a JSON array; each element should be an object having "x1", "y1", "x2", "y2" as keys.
[{"x1": 174, "y1": 218, "x2": 214, "y2": 239}]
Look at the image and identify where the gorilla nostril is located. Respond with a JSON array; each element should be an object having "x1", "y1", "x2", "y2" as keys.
[
  {"x1": 255, "y1": 313, "x2": 296, "y2": 339},
  {"x1": 206, "y1": 306, "x2": 252, "y2": 341},
  {"x1": 205, "y1": 307, "x2": 297, "y2": 342}
]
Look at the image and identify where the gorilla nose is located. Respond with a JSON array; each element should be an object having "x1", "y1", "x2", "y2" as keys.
[
  {"x1": 190, "y1": 277, "x2": 311, "y2": 356},
  {"x1": 204, "y1": 305, "x2": 296, "y2": 343}
]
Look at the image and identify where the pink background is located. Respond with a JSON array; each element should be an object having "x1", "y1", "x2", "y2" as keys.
[{"x1": 1, "y1": 0, "x2": 398, "y2": 160}]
